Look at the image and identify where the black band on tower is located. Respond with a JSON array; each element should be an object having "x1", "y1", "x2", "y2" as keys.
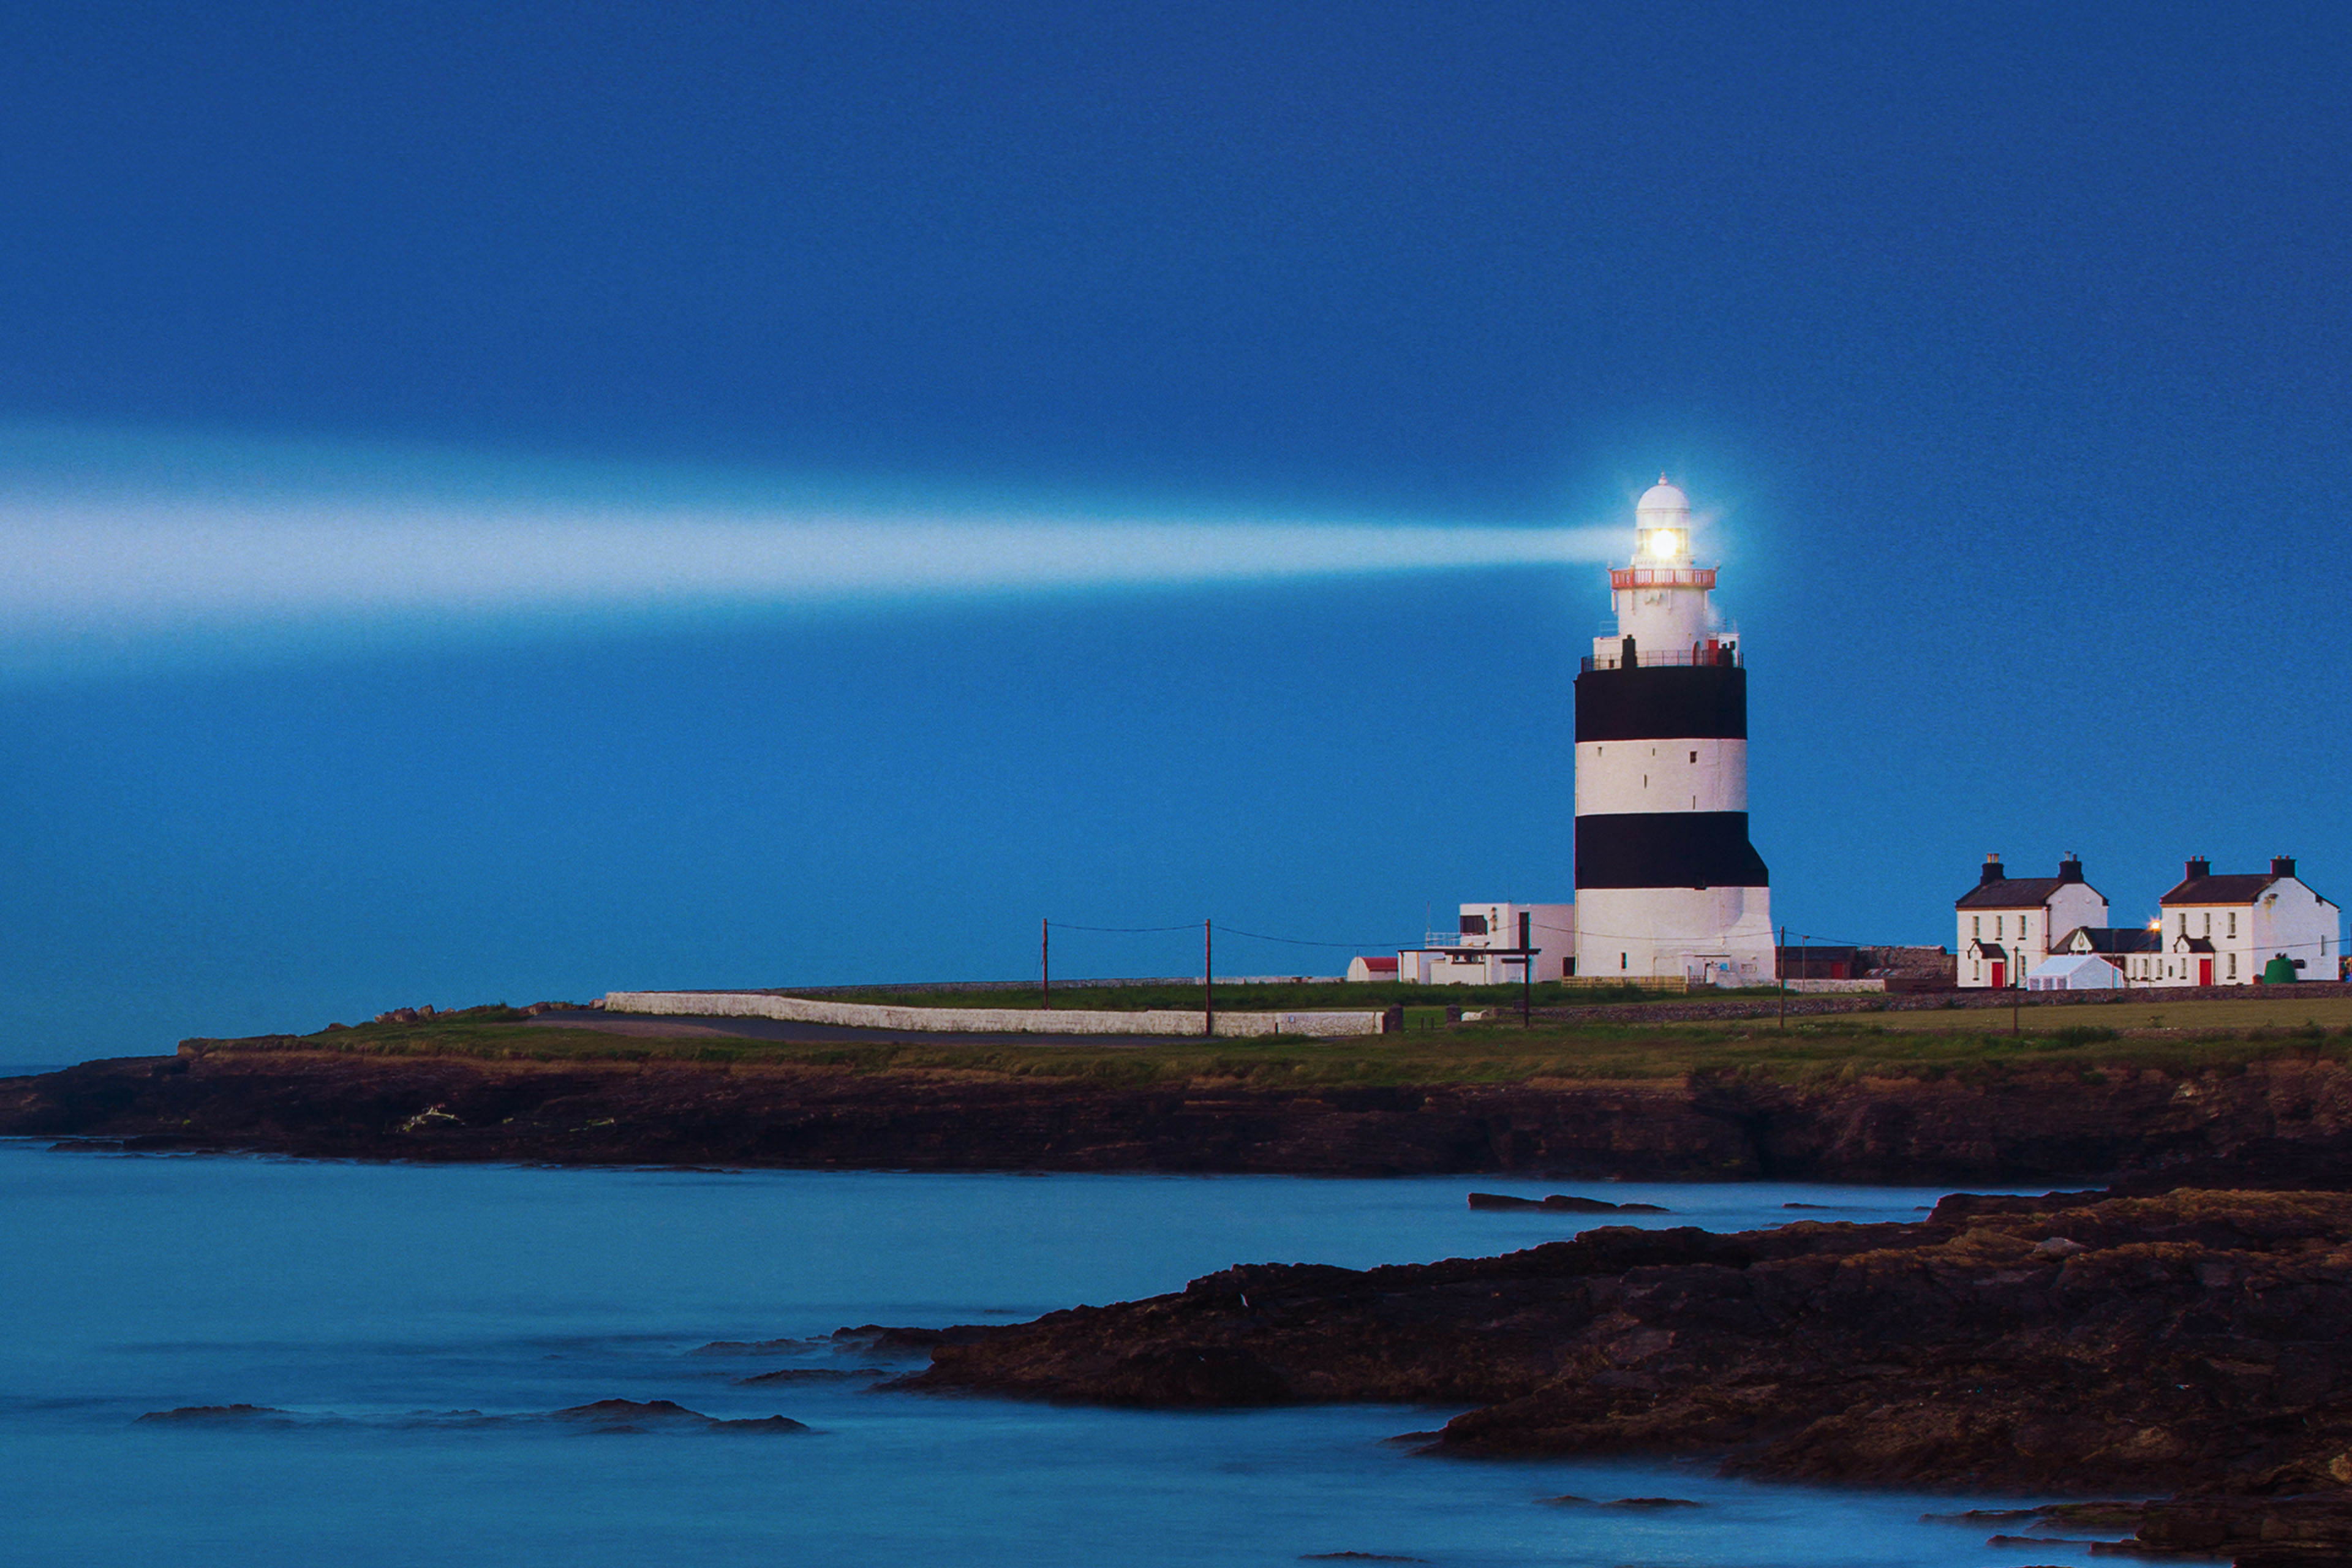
[
  {"x1": 1574, "y1": 665, "x2": 1746, "y2": 742},
  {"x1": 1575, "y1": 812, "x2": 1771, "y2": 890}
]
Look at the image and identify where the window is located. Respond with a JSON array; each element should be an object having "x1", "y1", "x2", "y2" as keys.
[
  {"x1": 2229, "y1": 952, "x2": 2237, "y2": 979},
  {"x1": 1996, "y1": 916, "x2": 2004, "y2": 938},
  {"x1": 1689, "y1": 751, "x2": 1697, "y2": 763},
  {"x1": 1460, "y1": 914, "x2": 1487, "y2": 936},
  {"x1": 1619, "y1": 952, "x2": 1627, "y2": 970},
  {"x1": 2180, "y1": 913, "x2": 2190, "y2": 937},
  {"x1": 2203, "y1": 913, "x2": 2212, "y2": 938},
  {"x1": 2228, "y1": 911, "x2": 2237, "y2": 938}
]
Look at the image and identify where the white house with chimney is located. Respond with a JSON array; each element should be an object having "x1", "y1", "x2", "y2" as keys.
[
  {"x1": 2144, "y1": 856, "x2": 2340, "y2": 987},
  {"x1": 1954, "y1": 854, "x2": 2109, "y2": 988}
]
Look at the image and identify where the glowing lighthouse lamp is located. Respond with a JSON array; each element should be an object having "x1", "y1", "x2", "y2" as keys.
[
  {"x1": 1571, "y1": 476, "x2": 1771, "y2": 986},
  {"x1": 1602, "y1": 478, "x2": 1735, "y2": 670}
]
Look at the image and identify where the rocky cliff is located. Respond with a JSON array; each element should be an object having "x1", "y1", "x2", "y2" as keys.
[{"x1": 8, "y1": 1049, "x2": 2352, "y2": 1185}]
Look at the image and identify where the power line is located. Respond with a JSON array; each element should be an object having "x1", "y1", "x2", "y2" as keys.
[{"x1": 1214, "y1": 924, "x2": 1420, "y2": 951}]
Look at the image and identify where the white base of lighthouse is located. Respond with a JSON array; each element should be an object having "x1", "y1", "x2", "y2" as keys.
[{"x1": 1574, "y1": 886, "x2": 1775, "y2": 985}]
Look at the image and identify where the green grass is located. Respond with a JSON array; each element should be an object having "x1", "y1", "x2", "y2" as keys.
[{"x1": 181, "y1": 1000, "x2": 2352, "y2": 1089}]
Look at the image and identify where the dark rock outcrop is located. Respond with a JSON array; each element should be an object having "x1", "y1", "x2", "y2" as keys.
[
  {"x1": 903, "y1": 1189, "x2": 2352, "y2": 1506},
  {"x1": 1467, "y1": 1193, "x2": 1671, "y2": 1213},
  {"x1": 131, "y1": 1398, "x2": 807, "y2": 1434},
  {"x1": 547, "y1": 1399, "x2": 807, "y2": 1433}
]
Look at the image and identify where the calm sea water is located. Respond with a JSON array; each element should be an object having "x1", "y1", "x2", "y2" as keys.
[{"x1": 0, "y1": 1139, "x2": 2110, "y2": 1567}]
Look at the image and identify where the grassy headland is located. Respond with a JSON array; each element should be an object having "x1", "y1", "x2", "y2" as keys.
[{"x1": 185, "y1": 993, "x2": 2352, "y2": 1090}]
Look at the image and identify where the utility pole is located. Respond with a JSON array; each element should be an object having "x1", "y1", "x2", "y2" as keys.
[
  {"x1": 1041, "y1": 918, "x2": 1050, "y2": 1010},
  {"x1": 1204, "y1": 919, "x2": 1215, "y2": 1038},
  {"x1": 1777, "y1": 924, "x2": 1788, "y2": 1033},
  {"x1": 1521, "y1": 910, "x2": 1533, "y2": 1028}
]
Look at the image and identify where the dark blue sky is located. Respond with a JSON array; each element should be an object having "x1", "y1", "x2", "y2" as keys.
[{"x1": 4, "y1": 2, "x2": 2348, "y2": 1055}]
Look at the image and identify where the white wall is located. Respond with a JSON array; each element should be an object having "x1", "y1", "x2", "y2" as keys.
[
  {"x1": 1574, "y1": 884, "x2": 1774, "y2": 984},
  {"x1": 1610, "y1": 579, "x2": 1714, "y2": 652},
  {"x1": 1575, "y1": 739, "x2": 1746, "y2": 815},
  {"x1": 603, "y1": 990, "x2": 1392, "y2": 1037}
]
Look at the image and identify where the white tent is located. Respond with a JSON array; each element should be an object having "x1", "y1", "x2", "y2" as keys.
[{"x1": 2026, "y1": 954, "x2": 2125, "y2": 991}]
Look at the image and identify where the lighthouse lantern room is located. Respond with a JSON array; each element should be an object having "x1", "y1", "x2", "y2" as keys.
[{"x1": 1572, "y1": 478, "x2": 1774, "y2": 984}]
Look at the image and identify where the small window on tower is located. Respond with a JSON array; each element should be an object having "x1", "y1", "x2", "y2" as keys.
[
  {"x1": 1689, "y1": 751, "x2": 1697, "y2": 763},
  {"x1": 1460, "y1": 914, "x2": 1488, "y2": 937}
]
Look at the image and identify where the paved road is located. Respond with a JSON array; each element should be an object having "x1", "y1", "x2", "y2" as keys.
[{"x1": 522, "y1": 1008, "x2": 1199, "y2": 1049}]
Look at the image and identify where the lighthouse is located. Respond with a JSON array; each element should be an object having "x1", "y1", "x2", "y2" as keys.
[{"x1": 1572, "y1": 478, "x2": 1774, "y2": 984}]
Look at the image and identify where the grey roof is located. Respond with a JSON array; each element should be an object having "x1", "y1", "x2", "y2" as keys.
[
  {"x1": 2158, "y1": 872, "x2": 2337, "y2": 909},
  {"x1": 2060, "y1": 926, "x2": 2160, "y2": 956},
  {"x1": 1955, "y1": 876, "x2": 2091, "y2": 910},
  {"x1": 2160, "y1": 873, "x2": 2283, "y2": 906}
]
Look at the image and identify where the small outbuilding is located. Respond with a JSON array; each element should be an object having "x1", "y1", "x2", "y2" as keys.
[
  {"x1": 1346, "y1": 955, "x2": 1400, "y2": 984},
  {"x1": 1395, "y1": 902, "x2": 1576, "y2": 985},
  {"x1": 2025, "y1": 954, "x2": 2125, "y2": 991}
]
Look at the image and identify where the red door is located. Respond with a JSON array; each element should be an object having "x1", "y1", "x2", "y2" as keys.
[
  {"x1": 1990, "y1": 961, "x2": 2005, "y2": 989},
  {"x1": 2199, "y1": 959, "x2": 2214, "y2": 986}
]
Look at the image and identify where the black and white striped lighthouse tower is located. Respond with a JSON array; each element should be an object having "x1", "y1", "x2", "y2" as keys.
[{"x1": 1572, "y1": 478, "x2": 1774, "y2": 985}]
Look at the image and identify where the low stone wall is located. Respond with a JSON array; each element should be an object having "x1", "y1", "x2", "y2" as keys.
[
  {"x1": 1780, "y1": 978, "x2": 1889, "y2": 994},
  {"x1": 600, "y1": 990, "x2": 1393, "y2": 1038}
]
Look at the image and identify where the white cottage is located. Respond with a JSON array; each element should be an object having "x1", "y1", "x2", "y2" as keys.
[
  {"x1": 2146, "y1": 857, "x2": 2340, "y2": 987},
  {"x1": 1954, "y1": 854, "x2": 2109, "y2": 989}
]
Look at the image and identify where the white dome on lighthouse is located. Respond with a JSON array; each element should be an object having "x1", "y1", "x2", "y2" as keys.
[{"x1": 1637, "y1": 476, "x2": 1691, "y2": 516}]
